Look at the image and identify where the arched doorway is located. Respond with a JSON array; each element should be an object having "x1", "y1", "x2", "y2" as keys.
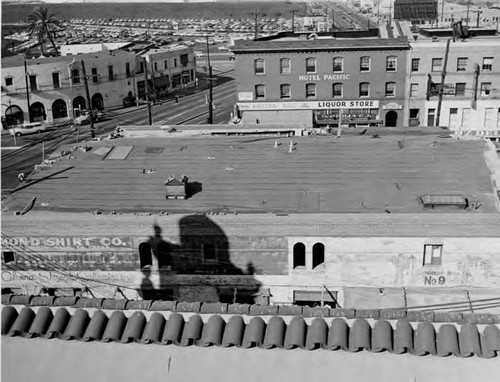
[
  {"x1": 4, "y1": 105, "x2": 24, "y2": 127},
  {"x1": 52, "y1": 99, "x2": 68, "y2": 119},
  {"x1": 72, "y1": 96, "x2": 86, "y2": 114},
  {"x1": 29, "y1": 102, "x2": 46, "y2": 122},
  {"x1": 385, "y1": 111, "x2": 398, "y2": 127},
  {"x1": 91, "y1": 93, "x2": 104, "y2": 110}
]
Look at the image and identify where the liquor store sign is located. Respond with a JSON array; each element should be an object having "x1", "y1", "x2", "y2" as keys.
[
  {"x1": 238, "y1": 100, "x2": 379, "y2": 111},
  {"x1": 1, "y1": 236, "x2": 133, "y2": 250}
]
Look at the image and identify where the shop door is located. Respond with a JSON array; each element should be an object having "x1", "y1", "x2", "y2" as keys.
[
  {"x1": 484, "y1": 108, "x2": 496, "y2": 129},
  {"x1": 461, "y1": 108, "x2": 471, "y2": 128},
  {"x1": 427, "y1": 108, "x2": 436, "y2": 126},
  {"x1": 385, "y1": 111, "x2": 398, "y2": 127},
  {"x1": 448, "y1": 108, "x2": 459, "y2": 128}
]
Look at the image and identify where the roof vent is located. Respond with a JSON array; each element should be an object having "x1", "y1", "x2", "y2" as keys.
[
  {"x1": 421, "y1": 194, "x2": 468, "y2": 210},
  {"x1": 165, "y1": 175, "x2": 188, "y2": 200}
]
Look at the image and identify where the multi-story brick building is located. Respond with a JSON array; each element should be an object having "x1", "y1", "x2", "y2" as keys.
[
  {"x1": 232, "y1": 32, "x2": 410, "y2": 128},
  {"x1": 406, "y1": 28, "x2": 500, "y2": 134},
  {"x1": 138, "y1": 45, "x2": 196, "y2": 99},
  {"x1": 1, "y1": 50, "x2": 137, "y2": 126}
]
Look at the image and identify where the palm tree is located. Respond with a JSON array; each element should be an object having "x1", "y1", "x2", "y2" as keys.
[{"x1": 27, "y1": 7, "x2": 62, "y2": 56}]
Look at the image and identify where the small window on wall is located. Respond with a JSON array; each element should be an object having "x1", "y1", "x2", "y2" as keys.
[
  {"x1": 305, "y1": 57, "x2": 316, "y2": 73},
  {"x1": 254, "y1": 59, "x2": 265, "y2": 75},
  {"x1": 203, "y1": 243, "x2": 217, "y2": 262},
  {"x1": 138, "y1": 242, "x2": 152, "y2": 269},
  {"x1": 312, "y1": 243, "x2": 325, "y2": 269},
  {"x1": 333, "y1": 57, "x2": 343, "y2": 72},
  {"x1": 255, "y1": 84, "x2": 266, "y2": 100},
  {"x1": 386, "y1": 56, "x2": 397, "y2": 72},
  {"x1": 2, "y1": 251, "x2": 15, "y2": 263},
  {"x1": 280, "y1": 58, "x2": 291, "y2": 74},
  {"x1": 423, "y1": 244, "x2": 443, "y2": 266},
  {"x1": 293, "y1": 243, "x2": 306, "y2": 269},
  {"x1": 305, "y1": 83, "x2": 316, "y2": 99},
  {"x1": 360, "y1": 56, "x2": 370, "y2": 72},
  {"x1": 5, "y1": 77, "x2": 13, "y2": 86},
  {"x1": 280, "y1": 84, "x2": 291, "y2": 99}
]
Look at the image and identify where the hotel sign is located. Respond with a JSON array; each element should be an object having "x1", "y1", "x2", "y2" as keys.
[
  {"x1": 237, "y1": 100, "x2": 379, "y2": 111},
  {"x1": 298, "y1": 74, "x2": 351, "y2": 81}
]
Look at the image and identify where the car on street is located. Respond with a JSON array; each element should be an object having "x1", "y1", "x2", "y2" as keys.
[
  {"x1": 8, "y1": 122, "x2": 48, "y2": 136},
  {"x1": 74, "y1": 110, "x2": 105, "y2": 125}
]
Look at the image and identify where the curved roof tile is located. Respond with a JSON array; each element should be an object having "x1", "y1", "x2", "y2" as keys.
[
  {"x1": 222, "y1": 315, "x2": 245, "y2": 348},
  {"x1": 102, "y1": 311, "x2": 127, "y2": 342},
  {"x1": 2, "y1": 306, "x2": 18, "y2": 335},
  {"x1": 9, "y1": 307, "x2": 35, "y2": 337},
  {"x1": 28, "y1": 307, "x2": 53, "y2": 338},
  {"x1": 141, "y1": 313, "x2": 166, "y2": 344},
  {"x1": 2, "y1": 307, "x2": 499, "y2": 358},
  {"x1": 83, "y1": 310, "x2": 108, "y2": 342},
  {"x1": 305, "y1": 317, "x2": 328, "y2": 350},
  {"x1": 122, "y1": 311, "x2": 146, "y2": 343},
  {"x1": 46, "y1": 308, "x2": 70, "y2": 339}
]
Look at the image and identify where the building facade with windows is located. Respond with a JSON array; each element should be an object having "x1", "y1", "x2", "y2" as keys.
[
  {"x1": 406, "y1": 34, "x2": 500, "y2": 134},
  {"x1": 232, "y1": 34, "x2": 410, "y2": 128},
  {"x1": 1, "y1": 50, "x2": 137, "y2": 126},
  {"x1": 138, "y1": 46, "x2": 196, "y2": 100}
]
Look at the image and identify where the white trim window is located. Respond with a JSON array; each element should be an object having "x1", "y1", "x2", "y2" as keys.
[
  {"x1": 423, "y1": 244, "x2": 443, "y2": 266},
  {"x1": 386, "y1": 56, "x2": 397, "y2": 72},
  {"x1": 254, "y1": 59, "x2": 265, "y2": 75},
  {"x1": 360, "y1": 56, "x2": 370, "y2": 72},
  {"x1": 280, "y1": 58, "x2": 291, "y2": 74},
  {"x1": 333, "y1": 57, "x2": 343, "y2": 72},
  {"x1": 255, "y1": 84, "x2": 266, "y2": 100}
]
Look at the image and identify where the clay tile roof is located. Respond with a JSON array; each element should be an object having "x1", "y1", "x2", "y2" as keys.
[{"x1": 3, "y1": 306, "x2": 500, "y2": 358}]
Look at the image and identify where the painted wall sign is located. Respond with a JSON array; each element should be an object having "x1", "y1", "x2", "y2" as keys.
[
  {"x1": 298, "y1": 74, "x2": 351, "y2": 81},
  {"x1": 237, "y1": 100, "x2": 379, "y2": 111},
  {"x1": 238, "y1": 92, "x2": 254, "y2": 101},
  {"x1": 382, "y1": 102, "x2": 403, "y2": 110},
  {"x1": 1, "y1": 236, "x2": 133, "y2": 250}
]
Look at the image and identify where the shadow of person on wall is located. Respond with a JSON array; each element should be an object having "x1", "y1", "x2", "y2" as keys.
[{"x1": 143, "y1": 215, "x2": 262, "y2": 304}]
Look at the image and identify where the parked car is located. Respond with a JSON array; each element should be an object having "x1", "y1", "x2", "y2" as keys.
[
  {"x1": 8, "y1": 122, "x2": 48, "y2": 136},
  {"x1": 74, "y1": 110, "x2": 104, "y2": 125}
]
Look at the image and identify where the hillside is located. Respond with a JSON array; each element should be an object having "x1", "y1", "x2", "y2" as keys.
[{"x1": 1, "y1": 1, "x2": 307, "y2": 23}]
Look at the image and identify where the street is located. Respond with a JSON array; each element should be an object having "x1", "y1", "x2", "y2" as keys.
[{"x1": 1, "y1": 66, "x2": 237, "y2": 192}]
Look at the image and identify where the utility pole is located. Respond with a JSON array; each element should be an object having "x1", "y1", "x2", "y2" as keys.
[
  {"x1": 291, "y1": 10, "x2": 296, "y2": 33},
  {"x1": 251, "y1": 12, "x2": 260, "y2": 39},
  {"x1": 24, "y1": 60, "x2": 31, "y2": 123},
  {"x1": 206, "y1": 36, "x2": 213, "y2": 124},
  {"x1": 435, "y1": 38, "x2": 451, "y2": 127},
  {"x1": 80, "y1": 60, "x2": 95, "y2": 138},
  {"x1": 466, "y1": 1, "x2": 470, "y2": 27},
  {"x1": 441, "y1": 0, "x2": 445, "y2": 23},
  {"x1": 143, "y1": 57, "x2": 153, "y2": 125}
]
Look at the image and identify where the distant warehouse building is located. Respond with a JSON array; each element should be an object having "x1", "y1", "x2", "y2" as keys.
[
  {"x1": 232, "y1": 32, "x2": 410, "y2": 128},
  {"x1": 394, "y1": 0, "x2": 438, "y2": 24}
]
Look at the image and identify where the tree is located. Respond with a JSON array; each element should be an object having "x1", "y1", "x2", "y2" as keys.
[{"x1": 27, "y1": 7, "x2": 62, "y2": 56}]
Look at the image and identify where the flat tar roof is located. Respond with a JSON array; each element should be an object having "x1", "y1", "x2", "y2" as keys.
[{"x1": 2, "y1": 134, "x2": 497, "y2": 215}]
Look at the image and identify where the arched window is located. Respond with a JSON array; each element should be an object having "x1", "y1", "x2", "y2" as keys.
[
  {"x1": 280, "y1": 84, "x2": 291, "y2": 99},
  {"x1": 29, "y1": 102, "x2": 46, "y2": 122},
  {"x1": 305, "y1": 57, "x2": 316, "y2": 73},
  {"x1": 293, "y1": 243, "x2": 306, "y2": 269},
  {"x1": 254, "y1": 59, "x2": 265, "y2": 74},
  {"x1": 333, "y1": 57, "x2": 343, "y2": 72},
  {"x1": 52, "y1": 99, "x2": 68, "y2": 119},
  {"x1": 138, "y1": 242, "x2": 152, "y2": 269},
  {"x1": 4, "y1": 105, "x2": 24, "y2": 127},
  {"x1": 255, "y1": 84, "x2": 266, "y2": 100},
  {"x1": 73, "y1": 96, "x2": 86, "y2": 114},
  {"x1": 385, "y1": 82, "x2": 396, "y2": 97},
  {"x1": 332, "y1": 83, "x2": 343, "y2": 98},
  {"x1": 386, "y1": 56, "x2": 397, "y2": 72},
  {"x1": 305, "y1": 83, "x2": 316, "y2": 99},
  {"x1": 312, "y1": 243, "x2": 325, "y2": 269},
  {"x1": 91, "y1": 93, "x2": 104, "y2": 110}
]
